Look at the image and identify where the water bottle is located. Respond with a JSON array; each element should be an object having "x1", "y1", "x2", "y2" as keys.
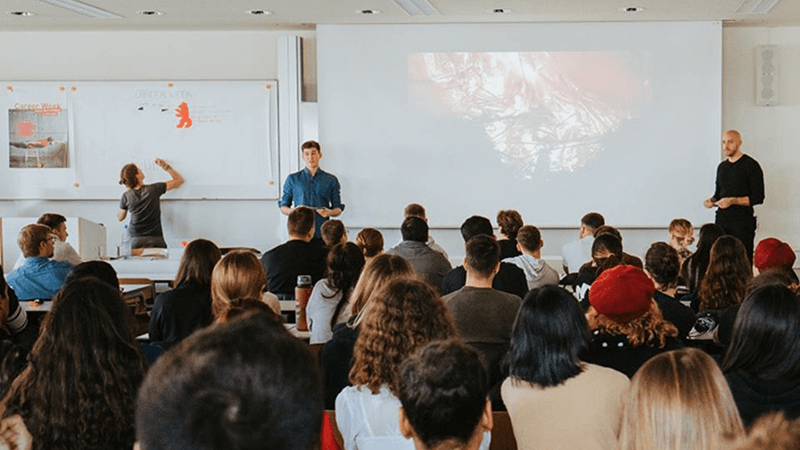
[
  {"x1": 295, "y1": 275, "x2": 312, "y2": 332},
  {"x1": 120, "y1": 224, "x2": 132, "y2": 257}
]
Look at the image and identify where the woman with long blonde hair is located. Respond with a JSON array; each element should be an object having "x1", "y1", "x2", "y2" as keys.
[
  {"x1": 211, "y1": 250, "x2": 280, "y2": 318},
  {"x1": 320, "y1": 253, "x2": 413, "y2": 409},
  {"x1": 618, "y1": 348, "x2": 744, "y2": 450}
]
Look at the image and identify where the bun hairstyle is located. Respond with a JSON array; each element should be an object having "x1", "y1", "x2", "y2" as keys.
[{"x1": 645, "y1": 242, "x2": 680, "y2": 289}]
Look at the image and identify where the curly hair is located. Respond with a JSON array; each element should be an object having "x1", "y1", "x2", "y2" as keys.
[
  {"x1": 324, "y1": 242, "x2": 365, "y2": 329},
  {"x1": 348, "y1": 253, "x2": 414, "y2": 326},
  {"x1": 587, "y1": 302, "x2": 678, "y2": 349},
  {"x1": 496, "y1": 210, "x2": 523, "y2": 240},
  {"x1": 2, "y1": 278, "x2": 146, "y2": 450},
  {"x1": 645, "y1": 242, "x2": 680, "y2": 290},
  {"x1": 349, "y1": 278, "x2": 457, "y2": 396},
  {"x1": 698, "y1": 235, "x2": 751, "y2": 311},
  {"x1": 211, "y1": 250, "x2": 266, "y2": 319}
]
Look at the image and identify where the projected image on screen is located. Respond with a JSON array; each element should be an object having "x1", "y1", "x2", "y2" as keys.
[{"x1": 408, "y1": 52, "x2": 651, "y2": 177}]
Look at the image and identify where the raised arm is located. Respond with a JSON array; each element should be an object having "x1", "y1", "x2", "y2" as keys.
[{"x1": 155, "y1": 158, "x2": 184, "y2": 191}]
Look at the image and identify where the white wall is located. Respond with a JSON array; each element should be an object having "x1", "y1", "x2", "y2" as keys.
[
  {"x1": 723, "y1": 27, "x2": 800, "y2": 250},
  {"x1": 0, "y1": 30, "x2": 314, "y2": 254},
  {"x1": 0, "y1": 27, "x2": 797, "y2": 267}
]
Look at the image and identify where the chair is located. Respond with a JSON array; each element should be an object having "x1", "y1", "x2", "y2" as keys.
[{"x1": 119, "y1": 278, "x2": 155, "y2": 335}]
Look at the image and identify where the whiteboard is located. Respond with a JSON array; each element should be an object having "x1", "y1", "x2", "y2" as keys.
[
  {"x1": 318, "y1": 23, "x2": 722, "y2": 228},
  {"x1": 1, "y1": 80, "x2": 278, "y2": 199}
]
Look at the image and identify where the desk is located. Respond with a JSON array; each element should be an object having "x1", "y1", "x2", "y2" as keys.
[{"x1": 108, "y1": 253, "x2": 182, "y2": 283}]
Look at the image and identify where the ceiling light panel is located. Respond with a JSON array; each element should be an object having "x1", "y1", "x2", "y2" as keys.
[
  {"x1": 35, "y1": 0, "x2": 121, "y2": 18},
  {"x1": 392, "y1": 0, "x2": 439, "y2": 16}
]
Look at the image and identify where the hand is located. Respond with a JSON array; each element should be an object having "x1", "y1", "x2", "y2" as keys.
[
  {"x1": 703, "y1": 198, "x2": 716, "y2": 209},
  {"x1": 154, "y1": 158, "x2": 171, "y2": 170},
  {"x1": 0, "y1": 415, "x2": 32, "y2": 450},
  {"x1": 717, "y1": 198, "x2": 735, "y2": 209},
  {"x1": 316, "y1": 207, "x2": 331, "y2": 218}
]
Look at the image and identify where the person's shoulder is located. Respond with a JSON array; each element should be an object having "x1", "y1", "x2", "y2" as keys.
[
  {"x1": 46, "y1": 259, "x2": 72, "y2": 271},
  {"x1": 583, "y1": 362, "x2": 630, "y2": 385},
  {"x1": 317, "y1": 168, "x2": 339, "y2": 181}
]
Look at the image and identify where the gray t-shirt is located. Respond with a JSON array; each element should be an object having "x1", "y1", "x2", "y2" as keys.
[{"x1": 120, "y1": 182, "x2": 167, "y2": 237}]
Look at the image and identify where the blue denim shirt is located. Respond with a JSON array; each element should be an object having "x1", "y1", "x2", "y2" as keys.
[
  {"x1": 7, "y1": 257, "x2": 71, "y2": 300},
  {"x1": 279, "y1": 168, "x2": 345, "y2": 237}
]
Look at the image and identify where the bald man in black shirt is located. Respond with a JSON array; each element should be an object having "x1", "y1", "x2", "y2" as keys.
[{"x1": 704, "y1": 129, "x2": 764, "y2": 262}]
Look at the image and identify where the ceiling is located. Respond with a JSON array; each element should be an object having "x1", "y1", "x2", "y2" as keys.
[{"x1": 0, "y1": 0, "x2": 797, "y2": 31}]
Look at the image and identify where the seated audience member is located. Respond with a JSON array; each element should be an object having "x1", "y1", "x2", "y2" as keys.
[
  {"x1": 503, "y1": 225, "x2": 558, "y2": 290},
  {"x1": 261, "y1": 206, "x2": 327, "y2": 298},
  {"x1": 723, "y1": 412, "x2": 800, "y2": 450},
  {"x1": 593, "y1": 225, "x2": 643, "y2": 268},
  {"x1": 722, "y1": 284, "x2": 800, "y2": 426},
  {"x1": 65, "y1": 260, "x2": 121, "y2": 289},
  {"x1": 585, "y1": 265, "x2": 682, "y2": 378},
  {"x1": 307, "y1": 242, "x2": 365, "y2": 344},
  {"x1": 220, "y1": 298, "x2": 283, "y2": 323},
  {"x1": 502, "y1": 286, "x2": 629, "y2": 450},
  {"x1": 618, "y1": 348, "x2": 744, "y2": 450},
  {"x1": 212, "y1": 250, "x2": 280, "y2": 318},
  {"x1": 573, "y1": 233, "x2": 624, "y2": 306},
  {"x1": 717, "y1": 267, "x2": 800, "y2": 346},
  {"x1": 7, "y1": 224, "x2": 71, "y2": 300},
  {"x1": 643, "y1": 242, "x2": 696, "y2": 340},
  {"x1": 679, "y1": 223, "x2": 725, "y2": 297},
  {"x1": 496, "y1": 209, "x2": 523, "y2": 260},
  {"x1": 2, "y1": 278, "x2": 147, "y2": 450},
  {"x1": 336, "y1": 278, "x2": 470, "y2": 450},
  {"x1": 321, "y1": 219, "x2": 347, "y2": 248},
  {"x1": 66, "y1": 260, "x2": 164, "y2": 364},
  {"x1": 320, "y1": 254, "x2": 413, "y2": 409},
  {"x1": 442, "y1": 216, "x2": 527, "y2": 298},
  {"x1": 753, "y1": 237, "x2": 796, "y2": 275},
  {"x1": 387, "y1": 217, "x2": 452, "y2": 292},
  {"x1": 668, "y1": 218, "x2": 694, "y2": 263},
  {"x1": 404, "y1": 203, "x2": 449, "y2": 259},
  {"x1": 398, "y1": 341, "x2": 493, "y2": 450},
  {"x1": 13, "y1": 213, "x2": 81, "y2": 270},
  {"x1": 693, "y1": 236, "x2": 751, "y2": 331},
  {"x1": 149, "y1": 239, "x2": 221, "y2": 349},
  {"x1": 355, "y1": 228, "x2": 384, "y2": 263},
  {"x1": 443, "y1": 235, "x2": 522, "y2": 391},
  {"x1": 0, "y1": 273, "x2": 26, "y2": 399},
  {"x1": 0, "y1": 266, "x2": 27, "y2": 337},
  {"x1": 136, "y1": 312, "x2": 323, "y2": 450},
  {"x1": 562, "y1": 212, "x2": 604, "y2": 274}
]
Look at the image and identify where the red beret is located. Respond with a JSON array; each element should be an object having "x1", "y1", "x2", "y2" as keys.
[
  {"x1": 754, "y1": 238, "x2": 796, "y2": 272},
  {"x1": 589, "y1": 265, "x2": 654, "y2": 324}
]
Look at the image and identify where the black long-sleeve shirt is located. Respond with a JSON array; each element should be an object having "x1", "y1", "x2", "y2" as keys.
[{"x1": 713, "y1": 154, "x2": 764, "y2": 220}]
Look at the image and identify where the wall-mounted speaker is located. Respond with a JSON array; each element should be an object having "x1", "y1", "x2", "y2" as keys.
[{"x1": 756, "y1": 45, "x2": 779, "y2": 106}]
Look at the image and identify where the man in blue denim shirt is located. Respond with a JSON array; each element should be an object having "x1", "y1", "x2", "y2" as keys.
[
  {"x1": 7, "y1": 224, "x2": 71, "y2": 300},
  {"x1": 279, "y1": 140, "x2": 344, "y2": 238}
]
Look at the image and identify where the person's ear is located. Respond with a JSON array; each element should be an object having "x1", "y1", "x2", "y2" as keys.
[
  {"x1": 516, "y1": 242, "x2": 522, "y2": 252},
  {"x1": 480, "y1": 399, "x2": 493, "y2": 432},
  {"x1": 492, "y1": 262, "x2": 500, "y2": 276},
  {"x1": 539, "y1": 239, "x2": 544, "y2": 249},
  {"x1": 398, "y1": 407, "x2": 416, "y2": 439}
]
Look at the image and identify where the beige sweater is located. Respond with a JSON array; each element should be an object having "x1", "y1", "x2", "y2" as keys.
[{"x1": 501, "y1": 363, "x2": 629, "y2": 450}]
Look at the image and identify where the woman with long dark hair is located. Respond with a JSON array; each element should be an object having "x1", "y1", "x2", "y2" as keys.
[
  {"x1": 722, "y1": 284, "x2": 800, "y2": 426},
  {"x1": 679, "y1": 223, "x2": 725, "y2": 296},
  {"x1": 149, "y1": 238, "x2": 221, "y2": 348},
  {"x1": 307, "y1": 242, "x2": 365, "y2": 344},
  {"x1": 697, "y1": 235, "x2": 751, "y2": 313},
  {"x1": 502, "y1": 286, "x2": 629, "y2": 450},
  {"x1": 1, "y1": 278, "x2": 147, "y2": 450}
]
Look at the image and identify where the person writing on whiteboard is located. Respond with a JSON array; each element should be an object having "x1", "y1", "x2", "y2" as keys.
[
  {"x1": 279, "y1": 140, "x2": 344, "y2": 241},
  {"x1": 703, "y1": 130, "x2": 764, "y2": 263},
  {"x1": 117, "y1": 158, "x2": 184, "y2": 253}
]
